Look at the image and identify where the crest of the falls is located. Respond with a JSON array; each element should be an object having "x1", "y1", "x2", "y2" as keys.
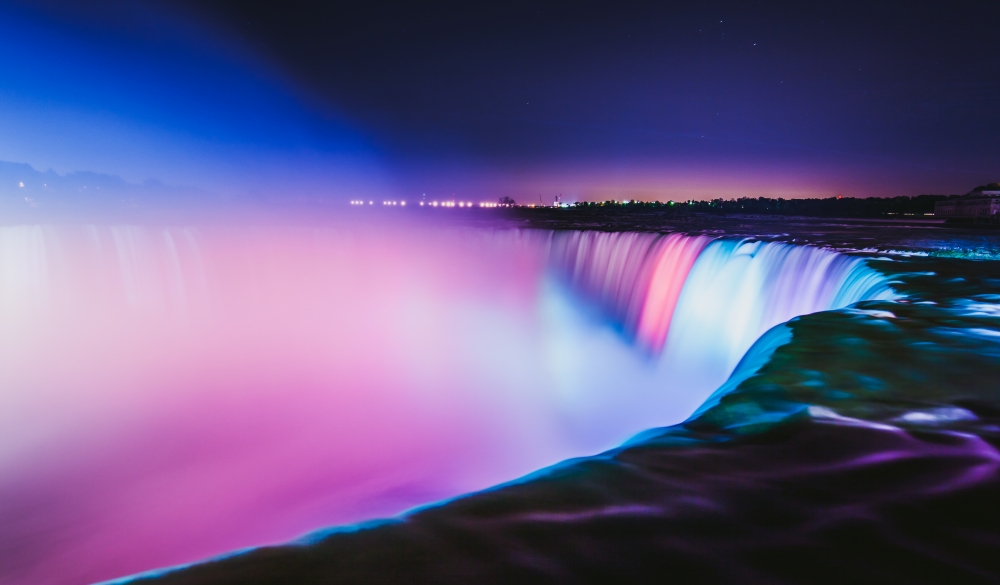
[{"x1": 544, "y1": 231, "x2": 711, "y2": 352}]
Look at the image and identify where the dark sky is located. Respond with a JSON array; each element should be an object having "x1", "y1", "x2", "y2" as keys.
[
  {"x1": 2, "y1": 0, "x2": 998, "y2": 201},
  {"x1": 182, "y1": 1, "x2": 999, "y2": 160}
]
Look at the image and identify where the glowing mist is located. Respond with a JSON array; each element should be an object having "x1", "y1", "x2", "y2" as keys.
[{"x1": 0, "y1": 226, "x2": 893, "y2": 585}]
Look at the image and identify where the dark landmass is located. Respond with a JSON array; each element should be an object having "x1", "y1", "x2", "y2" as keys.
[
  {"x1": 494, "y1": 201, "x2": 943, "y2": 234},
  {"x1": 496, "y1": 188, "x2": 1000, "y2": 231},
  {"x1": 546, "y1": 195, "x2": 949, "y2": 218}
]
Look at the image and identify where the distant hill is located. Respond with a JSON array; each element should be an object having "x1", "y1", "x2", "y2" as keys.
[{"x1": 0, "y1": 160, "x2": 213, "y2": 220}]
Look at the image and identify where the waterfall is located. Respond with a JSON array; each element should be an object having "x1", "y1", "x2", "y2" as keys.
[
  {"x1": 662, "y1": 238, "x2": 895, "y2": 393},
  {"x1": 545, "y1": 231, "x2": 711, "y2": 352},
  {"x1": 532, "y1": 230, "x2": 896, "y2": 359},
  {"x1": 540, "y1": 230, "x2": 895, "y2": 412},
  {"x1": 0, "y1": 224, "x2": 896, "y2": 585}
]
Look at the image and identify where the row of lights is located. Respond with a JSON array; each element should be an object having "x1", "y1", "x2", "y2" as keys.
[
  {"x1": 350, "y1": 200, "x2": 507, "y2": 208},
  {"x1": 421, "y1": 201, "x2": 475, "y2": 207}
]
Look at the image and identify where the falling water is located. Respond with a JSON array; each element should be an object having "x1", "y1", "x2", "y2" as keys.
[{"x1": 0, "y1": 225, "x2": 894, "y2": 585}]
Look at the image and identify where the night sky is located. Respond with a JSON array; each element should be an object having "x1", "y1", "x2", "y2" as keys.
[{"x1": 1, "y1": 0, "x2": 998, "y2": 203}]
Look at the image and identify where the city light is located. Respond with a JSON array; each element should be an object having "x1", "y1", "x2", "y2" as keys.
[{"x1": 350, "y1": 199, "x2": 519, "y2": 209}]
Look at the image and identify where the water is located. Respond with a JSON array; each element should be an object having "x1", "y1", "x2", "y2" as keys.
[{"x1": 0, "y1": 217, "x2": 996, "y2": 584}]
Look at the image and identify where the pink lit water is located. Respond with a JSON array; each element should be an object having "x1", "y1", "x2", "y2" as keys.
[{"x1": 0, "y1": 225, "x2": 892, "y2": 584}]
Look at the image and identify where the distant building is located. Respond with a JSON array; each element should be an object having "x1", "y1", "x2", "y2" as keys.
[{"x1": 935, "y1": 184, "x2": 1000, "y2": 221}]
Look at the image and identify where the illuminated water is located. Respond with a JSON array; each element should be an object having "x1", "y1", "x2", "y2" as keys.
[{"x1": 0, "y1": 216, "x2": 996, "y2": 584}]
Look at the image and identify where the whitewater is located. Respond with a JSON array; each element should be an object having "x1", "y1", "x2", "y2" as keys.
[{"x1": 0, "y1": 225, "x2": 893, "y2": 585}]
